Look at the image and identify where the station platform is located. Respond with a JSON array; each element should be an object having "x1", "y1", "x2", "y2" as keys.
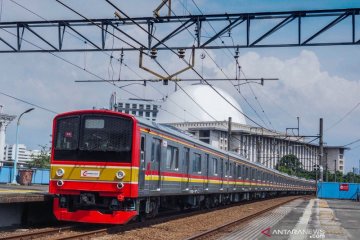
[
  {"x1": 0, "y1": 183, "x2": 50, "y2": 203},
  {"x1": 0, "y1": 184, "x2": 53, "y2": 227},
  {"x1": 220, "y1": 197, "x2": 360, "y2": 240}
]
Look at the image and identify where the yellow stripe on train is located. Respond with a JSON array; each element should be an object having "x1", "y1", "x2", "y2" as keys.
[{"x1": 50, "y1": 165, "x2": 139, "y2": 182}]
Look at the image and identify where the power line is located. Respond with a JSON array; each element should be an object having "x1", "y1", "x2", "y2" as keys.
[
  {"x1": 174, "y1": 0, "x2": 272, "y2": 129},
  {"x1": 239, "y1": 67, "x2": 274, "y2": 129},
  {"x1": 188, "y1": 0, "x2": 274, "y2": 129},
  {"x1": 344, "y1": 137, "x2": 360, "y2": 147},
  {"x1": 0, "y1": 90, "x2": 58, "y2": 114},
  {"x1": 12, "y1": 0, "x2": 203, "y2": 124},
  {"x1": 325, "y1": 101, "x2": 360, "y2": 132}
]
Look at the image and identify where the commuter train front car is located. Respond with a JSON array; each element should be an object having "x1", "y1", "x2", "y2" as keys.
[{"x1": 49, "y1": 110, "x2": 315, "y2": 224}]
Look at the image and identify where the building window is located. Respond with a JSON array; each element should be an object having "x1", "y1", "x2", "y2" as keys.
[
  {"x1": 118, "y1": 103, "x2": 123, "y2": 108},
  {"x1": 139, "y1": 104, "x2": 144, "y2": 109},
  {"x1": 153, "y1": 105, "x2": 158, "y2": 111},
  {"x1": 193, "y1": 153, "x2": 201, "y2": 173},
  {"x1": 125, "y1": 103, "x2": 130, "y2": 109},
  {"x1": 145, "y1": 112, "x2": 150, "y2": 118},
  {"x1": 146, "y1": 105, "x2": 151, "y2": 110},
  {"x1": 131, "y1": 111, "x2": 136, "y2": 115},
  {"x1": 153, "y1": 112, "x2": 157, "y2": 118},
  {"x1": 199, "y1": 130, "x2": 210, "y2": 138},
  {"x1": 339, "y1": 154, "x2": 343, "y2": 159},
  {"x1": 139, "y1": 111, "x2": 143, "y2": 116},
  {"x1": 125, "y1": 110, "x2": 129, "y2": 114},
  {"x1": 166, "y1": 145, "x2": 179, "y2": 170},
  {"x1": 132, "y1": 104, "x2": 137, "y2": 109}
]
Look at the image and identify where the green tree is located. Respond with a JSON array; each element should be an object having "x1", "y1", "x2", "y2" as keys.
[
  {"x1": 276, "y1": 154, "x2": 303, "y2": 176},
  {"x1": 29, "y1": 145, "x2": 50, "y2": 169}
]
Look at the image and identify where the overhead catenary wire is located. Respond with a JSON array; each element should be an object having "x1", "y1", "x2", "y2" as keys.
[
  {"x1": 188, "y1": 0, "x2": 275, "y2": 130},
  {"x1": 103, "y1": 0, "x2": 267, "y2": 129},
  {"x1": 0, "y1": 27, "x2": 143, "y2": 99},
  {"x1": 17, "y1": 0, "x2": 202, "y2": 123},
  {"x1": 8, "y1": 0, "x2": 146, "y2": 100},
  {"x1": 0, "y1": 90, "x2": 58, "y2": 114},
  {"x1": 344, "y1": 137, "x2": 360, "y2": 147},
  {"x1": 325, "y1": 101, "x2": 360, "y2": 132},
  {"x1": 170, "y1": 0, "x2": 272, "y2": 129}
]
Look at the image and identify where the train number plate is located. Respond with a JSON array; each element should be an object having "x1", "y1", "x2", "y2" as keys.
[{"x1": 80, "y1": 170, "x2": 100, "y2": 178}]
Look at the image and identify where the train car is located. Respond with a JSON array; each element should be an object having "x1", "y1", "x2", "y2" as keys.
[{"x1": 49, "y1": 110, "x2": 315, "y2": 224}]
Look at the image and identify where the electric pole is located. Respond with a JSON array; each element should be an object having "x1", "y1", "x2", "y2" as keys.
[{"x1": 319, "y1": 118, "x2": 324, "y2": 182}]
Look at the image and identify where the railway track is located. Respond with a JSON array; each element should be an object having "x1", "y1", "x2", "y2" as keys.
[
  {"x1": 0, "y1": 196, "x2": 309, "y2": 240},
  {"x1": 185, "y1": 196, "x2": 305, "y2": 240},
  {"x1": 0, "y1": 225, "x2": 76, "y2": 240}
]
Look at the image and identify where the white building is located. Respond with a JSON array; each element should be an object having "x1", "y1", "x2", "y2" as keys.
[
  {"x1": 157, "y1": 84, "x2": 346, "y2": 174},
  {"x1": 324, "y1": 146, "x2": 346, "y2": 174},
  {"x1": 3, "y1": 144, "x2": 40, "y2": 165},
  {"x1": 0, "y1": 106, "x2": 16, "y2": 166},
  {"x1": 116, "y1": 98, "x2": 161, "y2": 121}
]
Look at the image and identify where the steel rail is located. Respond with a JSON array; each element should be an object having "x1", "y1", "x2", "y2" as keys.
[{"x1": 184, "y1": 196, "x2": 305, "y2": 240}]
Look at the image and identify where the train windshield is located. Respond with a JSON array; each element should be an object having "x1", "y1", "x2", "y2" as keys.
[{"x1": 54, "y1": 114, "x2": 133, "y2": 162}]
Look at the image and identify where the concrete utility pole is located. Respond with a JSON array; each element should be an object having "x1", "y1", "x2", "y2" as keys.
[{"x1": 319, "y1": 118, "x2": 324, "y2": 182}]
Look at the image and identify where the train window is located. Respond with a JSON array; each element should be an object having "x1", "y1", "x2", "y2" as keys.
[
  {"x1": 245, "y1": 167, "x2": 249, "y2": 179},
  {"x1": 233, "y1": 163, "x2": 236, "y2": 178},
  {"x1": 220, "y1": 158, "x2": 224, "y2": 177},
  {"x1": 151, "y1": 138, "x2": 161, "y2": 162},
  {"x1": 252, "y1": 169, "x2": 256, "y2": 180},
  {"x1": 213, "y1": 158, "x2": 218, "y2": 175},
  {"x1": 55, "y1": 116, "x2": 80, "y2": 150},
  {"x1": 237, "y1": 165, "x2": 242, "y2": 179},
  {"x1": 140, "y1": 136, "x2": 145, "y2": 161},
  {"x1": 229, "y1": 163, "x2": 233, "y2": 177},
  {"x1": 166, "y1": 145, "x2": 179, "y2": 170},
  {"x1": 225, "y1": 162, "x2": 229, "y2": 177},
  {"x1": 183, "y1": 147, "x2": 190, "y2": 173},
  {"x1": 192, "y1": 153, "x2": 201, "y2": 173}
]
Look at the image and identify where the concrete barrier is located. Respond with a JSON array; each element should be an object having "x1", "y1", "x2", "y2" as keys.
[
  {"x1": 0, "y1": 166, "x2": 49, "y2": 184},
  {"x1": 317, "y1": 182, "x2": 360, "y2": 200}
]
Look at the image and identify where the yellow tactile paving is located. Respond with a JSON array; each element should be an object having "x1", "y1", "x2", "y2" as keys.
[
  {"x1": 318, "y1": 199, "x2": 347, "y2": 237},
  {"x1": 0, "y1": 189, "x2": 41, "y2": 193}
]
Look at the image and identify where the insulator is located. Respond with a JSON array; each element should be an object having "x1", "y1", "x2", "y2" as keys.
[
  {"x1": 234, "y1": 48, "x2": 239, "y2": 59},
  {"x1": 178, "y1": 48, "x2": 185, "y2": 58},
  {"x1": 150, "y1": 48, "x2": 157, "y2": 59}
]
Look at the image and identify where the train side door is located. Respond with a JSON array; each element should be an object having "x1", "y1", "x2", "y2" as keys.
[
  {"x1": 204, "y1": 154, "x2": 209, "y2": 190},
  {"x1": 150, "y1": 138, "x2": 162, "y2": 190},
  {"x1": 139, "y1": 135, "x2": 146, "y2": 190},
  {"x1": 220, "y1": 158, "x2": 224, "y2": 189},
  {"x1": 182, "y1": 147, "x2": 190, "y2": 190}
]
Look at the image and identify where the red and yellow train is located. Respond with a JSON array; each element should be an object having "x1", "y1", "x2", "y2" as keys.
[{"x1": 49, "y1": 110, "x2": 315, "y2": 224}]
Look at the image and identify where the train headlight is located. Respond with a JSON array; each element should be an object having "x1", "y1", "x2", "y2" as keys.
[
  {"x1": 116, "y1": 170, "x2": 125, "y2": 179},
  {"x1": 56, "y1": 168, "x2": 65, "y2": 177}
]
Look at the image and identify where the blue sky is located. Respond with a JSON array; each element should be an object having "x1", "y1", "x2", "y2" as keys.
[{"x1": 1, "y1": 0, "x2": 360, "y2": 172}]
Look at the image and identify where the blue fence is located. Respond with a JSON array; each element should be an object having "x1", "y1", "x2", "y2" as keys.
[
  {"x1": 0, "y1": 166, "x2": 49, "y2": 184},
  {"x1": 317, "y1": 182, "x2": 360, "y2": 200}
]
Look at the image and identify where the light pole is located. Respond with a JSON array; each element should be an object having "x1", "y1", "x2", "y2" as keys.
[
  {"x1": 11, "y1": 108, "x2": 34, "y2": 184},
  {"x1": 334, "y1": 159, "x2": 337, "y2": 182}
]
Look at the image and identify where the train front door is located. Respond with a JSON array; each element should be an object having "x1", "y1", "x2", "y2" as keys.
[{"x1": 182, "y1": 147, "x2": 190, "y2": 190}]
